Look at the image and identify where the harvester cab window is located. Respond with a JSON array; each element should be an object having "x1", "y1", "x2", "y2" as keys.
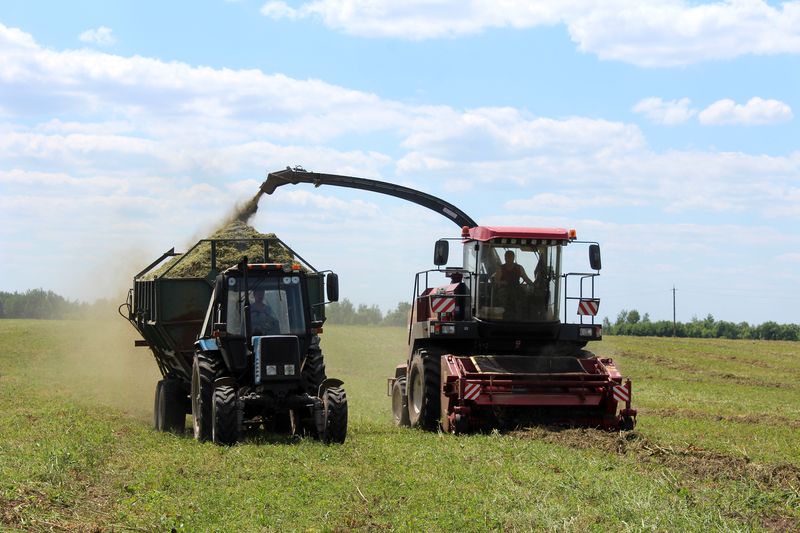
[{"x1": 476, "y1": 243, "x2": 561, "y2": 322}]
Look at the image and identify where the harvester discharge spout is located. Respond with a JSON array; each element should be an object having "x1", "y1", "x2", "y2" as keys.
[{"x1": 261, "y1": 167, "x2": 477, "y2": 229}]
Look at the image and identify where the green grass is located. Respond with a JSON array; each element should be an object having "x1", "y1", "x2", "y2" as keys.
[{"x1": 1, "y1": 320, "x2": 798, "y2": 531}]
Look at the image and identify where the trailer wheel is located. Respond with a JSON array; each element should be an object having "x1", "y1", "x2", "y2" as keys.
[
  {"x1": 191, "y1": 353, "x2": 218, "y2": 442},
  {"x1": 155, "y1": 379, "x2": 186, "y2": 433},
  {"x1": 391, "y1": 377, "x2": 410, "y2": 427},
  {"x1": 407, "y1": 351, "x2": 441, "y2": 430},
  {"x1": 321, "y1": 387, "x2": 348, "y2": 444},
  {"x1": 302, "y1": 348, "x2": 327, "y2": 396},
  {"x1": 212, "y1": 385, "x2": 240, "y2": 446}
]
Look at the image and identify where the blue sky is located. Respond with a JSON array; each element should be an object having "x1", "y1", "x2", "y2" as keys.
[{"x1": 1, "y1": 0, "x2": 799, "y2": 324}]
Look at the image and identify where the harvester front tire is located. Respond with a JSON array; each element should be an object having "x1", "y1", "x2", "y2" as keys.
[
  {"x1": 212, "y1": 385, "x2": 240, "y2": 446},
  {"x1": 407, "y1": 351, "x2": 441, "y2": 430},
  {"x1": 155, "y1": 379, "x2": 186, "y2": 433},
  {"x1": 191, "y1": 353, "x2": 218, "y2": 442},
  {"x1": 391, "y1": 377, "x2": 410, "y2": 427},
  {"x1": 321, "y1": 387, "x2": 348, "y2": 444}
]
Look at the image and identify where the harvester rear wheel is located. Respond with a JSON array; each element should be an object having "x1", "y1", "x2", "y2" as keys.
[
  {"x1": 191, "y1": 353, "x2": 218, "y2": 442},
  {"x1": 321, "y1": 387, "x2": 348, "y2": 444},
  {"x1": 302, "y1": 348, "x2": 327, "y2": 396},
  {"x1": 407, "y1": 351, "x2": 441, "y2": 430},
  {"x1": 620, "y1": 415, "x2": 635, "y2": 431},
  {"x1": 155, "y1": 379, "x2": 186, "y2": 433},
  {"x1": 391, "y1": 377, "x2": 410, "y2": 427},
  {"x1": 212, "y1": 385, "x2": 240, "y2": 446}
]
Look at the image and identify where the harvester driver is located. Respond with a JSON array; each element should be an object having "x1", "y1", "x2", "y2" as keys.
[
  {"x1": 250, "y1": 289, "x2": 280, "y2": 336},
  {"x1": 494, "y1": 250, "x2": 533, "y2": 287}
]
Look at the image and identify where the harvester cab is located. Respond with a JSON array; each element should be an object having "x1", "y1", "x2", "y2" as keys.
[
  {"x1": 260, "y1": 167, "x2": 636, "y2": 434},
  {"x1": 125, "y1": 235, "x2": 348, "y2": 446}
]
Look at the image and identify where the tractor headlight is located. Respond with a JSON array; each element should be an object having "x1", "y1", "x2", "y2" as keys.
[
  {"x1": 442, "y1": 325, "x2": 455, "y2": 335},
  {"x1": 579, "y1": 327, "x2": 594, "y2": 337},
  {"x1": 266, "y1": 365, "x2": 277, "y2": 376},
  {"x1": 284, "y1": 364, "x2": 295, "y2": 376}
]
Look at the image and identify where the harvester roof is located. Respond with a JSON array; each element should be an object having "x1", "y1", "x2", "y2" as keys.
[{"x1": 466, "y1": 226, "x2": 571, "y2": 242}]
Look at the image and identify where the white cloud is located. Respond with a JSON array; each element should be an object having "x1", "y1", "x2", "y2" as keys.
[
  {"x1": 78, "y1": 26, "x2": 116, "y2": 46},
  {"x1": 259, "y1": 0, "x2": 800, "y2": 66},
  {"x1": 698, "y1": 97, "x2": 794, "y2": 125},
  {"x1": 632, "y1": 97, "x2": 695, "y2": 125}
]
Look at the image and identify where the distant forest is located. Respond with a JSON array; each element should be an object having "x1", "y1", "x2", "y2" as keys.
[
  {"x1": 603, "y1": 309, "x2": 800, "y2": 341},
  {"x1": 2, "y1": 290, "x2": 797, "y2": 341},
  {"x1": 0, "y1": 289, "x2": 114, "y2": 320}
]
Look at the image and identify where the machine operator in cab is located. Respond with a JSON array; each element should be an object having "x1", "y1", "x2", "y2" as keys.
[
  {"x1": 250, "y1": 288, "x2": 280, "y2": 336},
  {"x1": 493, "y1": 250, "x2": 533, "y2": 286}
]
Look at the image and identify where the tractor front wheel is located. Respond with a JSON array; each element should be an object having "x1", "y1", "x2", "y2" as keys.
[
  {"x1": 391, "y1": 377, "x2": 410, "y2": 427},
  {"x1": 407, "y1": 351, "x2": 441, "y2": 430},
  {"x1": 212, "y1": 385, "x2": 240, "y2": 446},
  {"x1": 321, "y1": 387, "x2": 348, "y2": 444}
]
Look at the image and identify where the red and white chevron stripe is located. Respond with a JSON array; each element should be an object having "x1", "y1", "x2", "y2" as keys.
[
  {"x1": 431, "y1": 297, "x2": 455, "y2": 314},
  {"x1": 463, "y1": 382, "x2": 480, "y2": 400},
  {"x1": 612, "y1": 384, "x2": 630, "y2": 403},
  {"x1": 577, "y1": 299, "x2": 600, "y2": 316}
]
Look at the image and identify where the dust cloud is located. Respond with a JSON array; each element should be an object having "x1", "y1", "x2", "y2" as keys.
[{"x1": 61, "y1": 186, "x2": 270, "y2": 422}]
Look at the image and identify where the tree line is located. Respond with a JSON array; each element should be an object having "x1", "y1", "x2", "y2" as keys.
[
  {"x1": 325, "y1": 299, "x2": 411, "y2": 327},
  {"x1": 0, "y1": 289, "x2": 115, "y2": 320},
  {"x1": 603, "y1": 309, "x2": 799, "y2": 341}
]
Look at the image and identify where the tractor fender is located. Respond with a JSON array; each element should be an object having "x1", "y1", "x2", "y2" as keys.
[
  {"x1": 394, "y1": 363, "x2": 408, "y2": 379},
  {"x1": 318, "y1": 378, "x2": 344, "y2": 398},
  {"x1": 214, "y1": 376, "x2": 237, "y2": 388}
]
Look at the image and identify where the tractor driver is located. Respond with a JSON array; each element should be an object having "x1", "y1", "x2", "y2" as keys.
[{"x1": 250, "y1": 289, "x2": 280, "y2": 336}]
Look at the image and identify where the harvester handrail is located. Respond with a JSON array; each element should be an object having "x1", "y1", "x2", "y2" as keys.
[{"x1": 562, "y1": 271, "x2": 598, "y2": 324}]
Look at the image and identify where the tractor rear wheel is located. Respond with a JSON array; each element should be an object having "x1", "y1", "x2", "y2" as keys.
[
  {"x1": 407, "y1": 351, "x2": 441, "y2": 430},
  {"x1": 212, "y1": 385, "x2": 239, "y2": 446},
  {"x1": 391, "y1": 377, "x2": 410, "y2": 427},
  {"x1": 302, "y1": 348, "x2": 327, "y2": 396},
  {"x1": 321, "y1": 387, "x2": 348, "y2": 444},
  {"x1": 155, "y1": 379, "x2": 186, "y2": 433},
  {"x1": 191, "y1": 353, "x2": 218, "y2": 442}
]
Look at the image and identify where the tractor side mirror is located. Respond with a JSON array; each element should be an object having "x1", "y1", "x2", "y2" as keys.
[
  {"x1": 433, "y1": 240, "x2": 449, "y2": 266},
  {"x1": 326, "y1": 272, "x2": 339, "y2": 302},
  {"x1": 589, "y1": 244, "x2": 602, "y2": 270}
]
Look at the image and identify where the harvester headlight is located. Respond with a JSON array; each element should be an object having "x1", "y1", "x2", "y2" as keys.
[
  {"x1": 442, "y1": 325, "x2": 455, "y2": 335},
  {"x1": 284, "y1": 364, "x2": 295, "y2": 376},
  {"x1": 579, "y1": 327, "x2": 594, "y2": 337},
  {"x1": 266, "y1": 365, "x2": 277, "y2": 376}
]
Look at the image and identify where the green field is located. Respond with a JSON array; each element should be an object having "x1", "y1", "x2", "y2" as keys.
[{"x1": 1, "y1": 319, "x2": 798, "y2": 531}]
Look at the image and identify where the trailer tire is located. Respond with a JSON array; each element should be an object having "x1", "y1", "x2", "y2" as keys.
[
  {"x1": 407, "y1": 351, "x2": 441, "y2": 430},
  {"x1": 212, "y1": 385, "x2": 239, "y2": 446},
  {"x1": 191, "y1": 353, "x2": 218, "y2": 442},
  {"x1": 302, "y1": 348, "x2": 327, "y2": 396},
  {"x1": 321, "y1": 387, "x2": 348, "y2": 444},
  {"x1": 391, "y1": 377, "x2": 410, "y2": 427},
  {"x1": 155, "y1": 379, "x2": 186, "y2": 433}
]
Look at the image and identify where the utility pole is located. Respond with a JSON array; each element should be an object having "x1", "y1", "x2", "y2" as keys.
[{"x1": 672, "y1": 285, "x2": 677, "y2": 337}]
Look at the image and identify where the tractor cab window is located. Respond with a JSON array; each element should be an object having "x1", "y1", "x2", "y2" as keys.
[
  {"x1": 475, "y1": 242, "x2": 561, "y2": 322},
  {"x1": 225, "y1": 275, "x2": 306, "y2": 336}
]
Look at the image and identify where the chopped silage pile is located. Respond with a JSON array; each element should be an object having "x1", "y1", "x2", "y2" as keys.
[{"x1": 144, "y1": 191, "x2": 298, "y2": 279}]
